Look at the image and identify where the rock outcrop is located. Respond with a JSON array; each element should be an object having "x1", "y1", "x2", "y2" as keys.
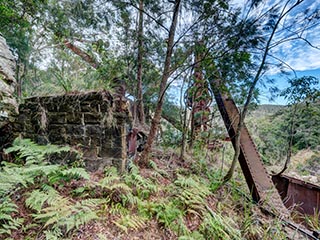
[{"x1": 0, "y1": 34, "x2": 18, "y2": 129}]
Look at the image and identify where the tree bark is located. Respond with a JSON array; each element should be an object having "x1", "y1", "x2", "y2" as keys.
[
  {"x1": 63, "y1": 40, "x2": 98, "y2": 69},
  {"x1": 136, "y1": 0, "x2": 145, "y2": 125},
  {"x1": 138, "y1": 0, "x2": 181, "y2": 166},
  {"x1": 276, "y1": 104, "x2": 297, "y2": 175}
]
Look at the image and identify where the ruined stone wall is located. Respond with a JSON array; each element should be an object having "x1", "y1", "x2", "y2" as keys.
[{"x1": 18, "y1": 91, "x2": 130, "y2": 171}]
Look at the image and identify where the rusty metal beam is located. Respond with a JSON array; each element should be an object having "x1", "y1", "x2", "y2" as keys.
[{"x1": 213, "y1": 90, "x2": 289, "y2": 217}]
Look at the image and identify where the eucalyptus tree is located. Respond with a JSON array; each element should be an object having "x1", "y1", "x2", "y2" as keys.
[
  {"x1": 139, "y1": 0, "x2": 264, "y2": 164},
  {"x1": 109, "y1": 0, "x2": 166, "y2": 124},
  {"x1": 138, "y1": 0, "x2": 181, "y2": 166},
  {"x1": 220, "y1": 0, "x2": 320, "y2": 182}
]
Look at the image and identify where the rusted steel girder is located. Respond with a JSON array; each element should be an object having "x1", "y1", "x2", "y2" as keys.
[{"x1": 213, "y1": 90, "x2": 290, "y2": 218}]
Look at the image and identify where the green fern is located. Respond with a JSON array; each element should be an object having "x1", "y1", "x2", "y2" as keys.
[
  {"x1": 27, "y1": 188, "x2": 99, "y2": 234},
  {"x1": 149, "y1": 160, "x2": 169, "y2": 178},
  {"x1": 44, "y1": 226, "x2": 63, "y2": 240},
  {"x1": 124, "y1": 164, "x2": 158, "y2": 199},
  {"x1": 0, "y1": 162, "x2": 60, "y2": 196},
  {"x1": 99, "y1": 167, "x2": 120, "y2": 186},
  {"x1": 114, "y1": 214, "x2": 147, "y2": 233},
  {"x1": 0, "y1": 197, "x2": 23, "y2": 236},
  {"x1": 26, "y1": 187, "x2": 61, "y2": 213},
  {"x1": 199, "y1": 213, "x2": 242, "y2": 240},
  {"x1": 138, "y1": 199, "x2": 183, "y2": 229},
  {"x1": 172, "y1": 175, "x2": 210, "y2": 216},
  {"x1": 48, "y1": 167, "x2": 90, "y2": 184},
  {"x1": 109, "y1": 202, "x2": 129, "y2": 215},
  {"x1": 1, "y1": 138, "x2": 83, "y2": 197},
  {"x1": 5, "y1": 138, "x2": 70, "y2": 165}
]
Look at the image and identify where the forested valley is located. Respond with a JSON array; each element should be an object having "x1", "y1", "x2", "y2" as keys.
[{"x1": 0, "y1": 0, "x2": 319, "y2": 239}]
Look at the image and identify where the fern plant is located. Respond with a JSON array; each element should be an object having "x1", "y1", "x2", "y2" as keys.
[
  {"x1": 172, "y1": 175, "x2": 210, "y2": 216},
  {"x1": 114, "y1": 214, "x2": 147, "y2": 233},
  {"x1": 0, "y1": 197, "x2": 23, "y2": 235},
  {"x1": 199, "y1": 213, "x2": 242, "y2": 240},
  {"x1": 5, "y1": 138, "x2": 70, "y2": 165},
  {"x1": 124, "y1": 163, "x2": 158, "y2": 199},
  {"x1": 26, "y1": 187, "x2": 100, "y2": 236},
  {"x1": 0, "y1": 138, "x2": 93, "y2": 238}
]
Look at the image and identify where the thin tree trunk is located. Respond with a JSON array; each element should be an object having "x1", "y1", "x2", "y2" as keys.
[
  {"x1": 63, "y1": 40, "x2": 98, "y2": 69},
  {"x1": 276, "y1": 104, "x2": 297, "y2": 175},
  {"x1": 138, "y1": 0, "x2": 181, "y2": 166},
  {"x1": 16, "y1": 60, "x2": 22, "y2": 98},
  {"x1": 223, "y1": 0, "x2": 302, "y2": 182},
  {"x1": 136, "y1": 0, "x2": 145, "y2": 125},
  {"x1": 179, "y1": 105, "x2": 188, "y2": 160}
]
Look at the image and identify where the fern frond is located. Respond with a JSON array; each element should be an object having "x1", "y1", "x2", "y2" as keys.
[
  {"x1": 44, "y1": 226, "x2": 63, "y2": 240},
  {"x1": 124, "y1": 169, "x2": 158, "y2": 199},
  {"x1": 0, "y1": 197, "x2": 23, "y2": 236},
  {"x1": 26, "y1": 187, "x2": 61, "y2": 213},
  {"x1": 200, "y1": 213, "x2": 242, "y2": 240},
  {"x1": 172, "y1": 175, "x2": 210, "y2": 216},
  {"x1": 97, "y1": 167, "x2": 121, "y2": 188},
  {"x1": 60, "y1": 168, "x2": 90, "y2": 180},
  {"x1": 48, "y1": 167, "x2": 90, "y2": 184},
  {"x1": 114, "y1": 214, "x2": 147, "y2": 233},
  {"x1": 5, "y1": 138, "x2": 70, "y2": 166},
  {"x1": 28, "y1": 188, "x2": 99, "y2": 234},
  {"x1": 109, "y1": 203, "x2": 129, "y2": 215},
  {"x1": 108, "y1": 182, "x2": 132, "y2": 192}
]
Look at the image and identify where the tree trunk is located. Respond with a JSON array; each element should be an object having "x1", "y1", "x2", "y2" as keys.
[
  {"x1": 16, "y1": 60, "x2": 22, "y2": 98},
  {"x1": 276, "y1": 104, "x2": 297, "y2": 175},
  {"x1": 63, "y1": 40, "x2": 98, "y2": 69},
  {"x1": 223, "y1": 0, "x2": 303, "y2": 182},
  {"x1": 138, "y1": 0, "x2": 181, "y2": 166},
  {"x1": 136, "y1": 0, "x2": 145, "y2": 125},
  {"x1": 179, "y1": 106, "x2": 188, "y2": 160}
]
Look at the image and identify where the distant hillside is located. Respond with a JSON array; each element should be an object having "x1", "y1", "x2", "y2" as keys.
[{"x1": 247, "y1": 104, "x2": 285, "y2": 118}]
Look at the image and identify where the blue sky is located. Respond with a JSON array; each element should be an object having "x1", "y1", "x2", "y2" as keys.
[
  {"x1": 229, "y1": 0, "x2": 320, "y2": 105},
  {"x1": 259, "y1": 68, "x2": 320, "y2": 104},
  {"x1": 250, "y1": 0, "x2": 320, "y2": 104}
]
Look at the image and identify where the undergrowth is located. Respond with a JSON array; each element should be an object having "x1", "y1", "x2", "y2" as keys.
[
  {"x1": 0, "y1": 138, "x2": 297, "y2": 239},
  {"x1": 0, "y1": 138, "x2": 93, "y2": 239}
]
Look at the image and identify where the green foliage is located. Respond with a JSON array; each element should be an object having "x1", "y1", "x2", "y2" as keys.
[
  {"x1": 0, "y1": 159, "x2": 60, "y2": 196},
  {"x1": 161, "y1": 123, "x2": 182, "y2": 147},
  {"x1": 114, "y1": 214, "x2": 147, "y2": 233},
  {"x1": 5, "y1": 138, "x2": 70, "y2": 165},
  {"x1": 124, "y1": 164, "x2": 158, "y2": 199},
  {"x1": 27, "y1": 188, "x2": 99, "y2": 234},
  {"x1": 240, "y1": 201, "x2": 262, "y2": 239},
  {"x1": 0, "y1": 197, "x2": 23, "y2": 235},
  {"x1": 0, "y1": 0, "x2": 47, "y2": 60},
  {"x1": 139, "y1": 199, "x2": 182, "y2": 228},
  {"x1": 199, "y1": 213, "x2": 242, "y2": 240},
  {"x1": 0, "y1": 138, "x2": 93, "y2": 238},
  {"x1": 173, "y1": 175, "x2": 210, "y2": 216},
  {"x1": 280, "y1": 76, "x2": 320, "y2": 105},
  {"x1": 248, "y1": 102, "x2": 320, "y2": 164},
  {"x1": 48, "y1": 167, "x2": 90, "y2": 184},
  {"x1": 304, "y1": 210, "x2": 319, "y2": 231}
]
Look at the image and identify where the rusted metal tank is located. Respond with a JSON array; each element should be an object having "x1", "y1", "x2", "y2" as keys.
[{"x1": 272, "y1": 174, "x2": 320, "y2": 217}]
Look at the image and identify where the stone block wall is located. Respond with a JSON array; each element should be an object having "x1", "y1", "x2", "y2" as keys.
[{"x1": 18, "y1": 91, "x2": 130, "y2": 171}]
